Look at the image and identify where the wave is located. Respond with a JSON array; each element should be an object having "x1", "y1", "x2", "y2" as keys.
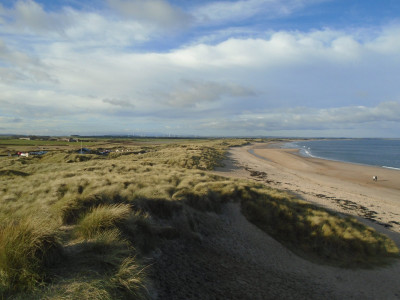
[
  {"x1": 284, "y1": 141, "x2": 400, "y2": 171},
  {"x1": 382, "y1": 166, "x2": 400, "y2": 171}
]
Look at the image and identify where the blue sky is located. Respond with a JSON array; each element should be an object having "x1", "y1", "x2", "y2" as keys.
[{"x1": 1, "y1": 0, "x2": 400, "y2": 137}]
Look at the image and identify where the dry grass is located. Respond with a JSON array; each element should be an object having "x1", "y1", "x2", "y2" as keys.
[
  {"x1": 75, "y1": 204, "x2": 131, "y2": 239},
  {"x1": 240, "y1": 186, "x2": 399, "y2": 267},
  {"x1": 0, "y1": 218, "x2": 63, "y2": 295}
]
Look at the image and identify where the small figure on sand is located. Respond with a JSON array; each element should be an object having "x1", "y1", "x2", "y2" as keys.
[{"x1": 372, "y1": 175, "x2": 378, "y2": 181}]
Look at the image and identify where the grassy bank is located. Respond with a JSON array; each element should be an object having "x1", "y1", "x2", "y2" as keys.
[{"x1": 0, "y1": 138, "x2": 398, "y2": 298}]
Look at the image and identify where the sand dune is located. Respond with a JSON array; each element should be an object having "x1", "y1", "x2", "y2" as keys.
[
  {"x1": 152, "y1": 142, "x2": 400, "y2": 299},
  {"x1": 161, "y1": 142, "x2": 397, "y2": 299}
]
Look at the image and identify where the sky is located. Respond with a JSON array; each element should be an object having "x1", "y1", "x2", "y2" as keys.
[{"x1": 0, "y1": 0, "x2": 400, "y2": 137}]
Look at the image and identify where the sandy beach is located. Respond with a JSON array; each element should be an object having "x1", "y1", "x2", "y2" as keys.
[{"x1": 215, "y1": 142, "x2": 400, "y2": 237}]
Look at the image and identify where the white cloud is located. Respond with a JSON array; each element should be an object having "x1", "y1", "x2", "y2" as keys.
[
  {"x1": 107, "y1": 0, "x2": 192, "y2": 29},
  {"x1": 164, "y1": 80, "x2": 257, "y2": 108},
  {"x1": 13, "y1": 0, "x2": 59, "y2": 32},
  {"x1": 201, "y1": 101, "x2": 400, "y2": 133},
  {"x1": 0, "y1": 0, "x2": 156, "y2": 49},
  {"x1": 168, "y1": 29, "x2": 381, "y2": 69},
  {"x1": 0, "y1": 38, "x2": 55, "y2": 84},
  {"x1": 103, "y1": 98, "x2": 135, "y2": 108},
  {"x1": 192, "y1": 0, "x2": 327, "y2": 26},
  {"x1": 366, "y1": 25, "x2": 400, "y2": 54}
]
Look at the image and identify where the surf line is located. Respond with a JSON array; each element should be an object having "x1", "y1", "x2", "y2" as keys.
[{"x1": 383, "y1": 166, "x2": 400, "y2": 171}]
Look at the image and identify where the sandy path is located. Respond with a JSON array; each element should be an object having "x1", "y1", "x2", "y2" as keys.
[{"x1": 149, "y1": 143, "x2": 400, "y2": 299}]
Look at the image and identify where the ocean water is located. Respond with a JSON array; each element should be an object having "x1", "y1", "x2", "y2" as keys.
[{"x1": 283, "y1": 139, "x2": 400, "y2": 170}]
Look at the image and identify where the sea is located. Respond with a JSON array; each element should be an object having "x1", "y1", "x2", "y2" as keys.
[{"x1": 283, "y1": 139, "x2": 400, "y2": 170}]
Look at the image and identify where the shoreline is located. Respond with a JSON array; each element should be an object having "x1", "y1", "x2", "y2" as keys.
[
  {"x1": 214, "y1": 142, "x2": 400, "y2": 235},
  {"x1": 280, "y1": 139, "x2": 400, "y2": 171}
]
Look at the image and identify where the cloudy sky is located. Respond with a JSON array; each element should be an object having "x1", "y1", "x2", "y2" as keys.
[{"x1": 0, "y1": 0, "x2": 400, "y2": 137}]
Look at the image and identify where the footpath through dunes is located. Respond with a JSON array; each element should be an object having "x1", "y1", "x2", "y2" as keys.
[{"x1": 150, "y1": 203, "x2": 400, "y2": 300}]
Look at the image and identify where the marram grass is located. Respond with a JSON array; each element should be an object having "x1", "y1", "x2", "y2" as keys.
[
  {"x1": 240, "y1": 187, "x2": 399, "y2": 267},
  {"x1": 76, "y1": 204, "x2": 131, "y2": 239},
  {"x1": 0, "y1": 218, "x2": 63, "y2": 294}
]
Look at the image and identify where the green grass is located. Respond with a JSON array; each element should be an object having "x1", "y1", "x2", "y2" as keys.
[{"x1": 0, "y1": 138, "x2": 398, "y2": 298}]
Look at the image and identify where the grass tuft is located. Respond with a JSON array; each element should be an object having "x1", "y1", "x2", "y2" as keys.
[
  {"x1": 75, "y1": 204, "x2": 131, "y2": 239},
  {"x1": 110, "y1": 257, "x2": 149, "y2": 299},
  {"x1": 0, "y1": 169, "x2": 30, "y2": 177},
  {"x1": 0, "y1": 218, "x2": 63, "y2": 294},
  {"x1": 44, "y1": 280, "x2": 112, "y2": 300}
]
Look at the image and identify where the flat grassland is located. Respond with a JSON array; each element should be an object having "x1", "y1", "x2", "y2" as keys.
[{"x1": 0, "y1": 138, "x2": 399, "y2": 299}]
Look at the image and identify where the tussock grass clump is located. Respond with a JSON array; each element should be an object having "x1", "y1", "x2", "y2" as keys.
[
  {"x1": 43, "y1": 258, "x2": 148, "y2": 300},
  {"x1": 0, "y1": 169, "x2": 30, "y2": 177},
  {"x1": 241, "y1": 187, "x2": 399, "y2": 267},
  {"x1": 65, "y1": 231, "x2": 148, "y2": 299},
  {"x1": 111, "y1": 257, "x2": 148, "y2": 299},
  {"x1": 138, "y1": 198, "x2": 183, "y2": 219},
  {"x1": 58, "y1": 191, "x2": 124, "y2": 225},
  {"x1": 45, "y1": 280, "x2": 112, "y2": 300},
  {"x1": 0, "y1": 218, "x2": 63, "y2": 294},
  {"x1": 76, "y1": 204, "x2": 131, "y2": 239},
  {"x1": 172, "y1": 179, "x2": 242, "y2": 213},
  {"x1": 120, "y1": 211, "x2": 157, "y2": 253},
  {"x1": 74, "y1": 229, "x2": 132, "y2": 272}
]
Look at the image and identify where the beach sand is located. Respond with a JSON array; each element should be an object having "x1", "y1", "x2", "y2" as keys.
[{"x1": 214, "y1": 142, "x2": 400, "y2": 236}]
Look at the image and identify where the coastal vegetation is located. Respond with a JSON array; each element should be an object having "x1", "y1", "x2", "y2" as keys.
[{"x1": 0, "y1": 138, "x2": 398, "y2": 298}]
